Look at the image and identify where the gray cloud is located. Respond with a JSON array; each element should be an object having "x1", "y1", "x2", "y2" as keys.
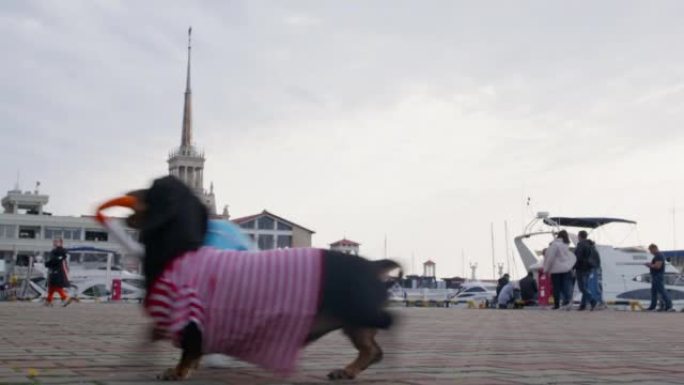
[{"x1": 2, "y1": 0, "x2": 684, "y2": 278}]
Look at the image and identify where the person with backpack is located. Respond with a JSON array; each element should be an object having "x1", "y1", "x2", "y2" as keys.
[
  {"x1": 586, "y1": 239, "x2": 606, "y2": 310},
  {"x1": 44, "y1": 238, "x2": 75, "y2": 307},
  {"x1": 574, "y1": 231, "x2": 598, "y2": 310}
]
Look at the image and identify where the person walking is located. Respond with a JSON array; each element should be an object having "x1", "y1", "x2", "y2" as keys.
[
  {"x1": 586, "y1": 237, "x2": 605, "y2": 310},
  {"x1": 574, "y1": 231, "x2": 597, "y2": 311},
  {"x1": 44, "y1": 238, "x2": 75, "y2": 307},
  {"x1": 645, "y1": 244, "x2": 673, "y2": 312},
  {"x1": 543, "y1": 230, "x2": 576, "y2": 310}
]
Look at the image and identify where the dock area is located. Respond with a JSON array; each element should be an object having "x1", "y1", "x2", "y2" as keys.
[{"x1": 1, "y1": 303, "x2": 683, "y2": 385}]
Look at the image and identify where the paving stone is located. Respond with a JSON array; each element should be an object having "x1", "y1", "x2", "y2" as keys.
[{"x1": 2, "y1": 303, "x2": 684, "y2": 384}]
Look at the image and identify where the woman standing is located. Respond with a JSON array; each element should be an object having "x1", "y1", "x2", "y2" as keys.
[{"x1": 543, "y1": 230, "x2": 577, "y2": 310}]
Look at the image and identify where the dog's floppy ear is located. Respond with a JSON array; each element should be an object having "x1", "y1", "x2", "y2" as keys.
[
  {"x1": 140, "y1": 176, "x2": 208, "y2": 290},
  {"x1": 142, "y1": 175, "x2": 208, "y2": 239},
  {"x1": 141, "y1": 177, "x2": 183, "y2": 233}
]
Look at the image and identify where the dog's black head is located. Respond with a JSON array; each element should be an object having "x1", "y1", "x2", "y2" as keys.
[{"x1": 131, "y1": 176, "x2": 208, "y2": 290}]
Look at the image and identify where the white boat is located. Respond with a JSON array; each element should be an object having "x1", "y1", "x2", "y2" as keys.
[
  {"x1": 388, "y1": 280, "x2": 496, "y2": 307},
  {"x1": 514, "y1": 213, "x2": 684, "y2": 309},
  {"x1": 13, "y1": 253, "x2": 145, "y2": 302},
  {"x1": 449, "y1": 281, "x2": 497, "y2": 305}
]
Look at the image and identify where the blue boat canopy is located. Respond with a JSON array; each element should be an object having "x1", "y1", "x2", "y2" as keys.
[
  {"x1": 543, "y1": 217, "x2": 636, "y2": 229},
  {"x1": 662, "y1": 250, "x2": 684, "y2": 258}
]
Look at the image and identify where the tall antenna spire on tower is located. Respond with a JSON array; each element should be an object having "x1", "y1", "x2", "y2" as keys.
[
  {"x1": 186, "y1": 26, "x2": 192, "y2": 92},
  {"x1": 181, "y1": 26, "x2": 193, "y2": 148}
]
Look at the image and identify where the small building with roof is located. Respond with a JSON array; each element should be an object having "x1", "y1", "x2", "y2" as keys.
[
  {"x1": 232, "y1": 210, "x2": 314, "y2": 250},
  {"x1": 329, "y1": 238, "x2": 360, "y2": 255}
]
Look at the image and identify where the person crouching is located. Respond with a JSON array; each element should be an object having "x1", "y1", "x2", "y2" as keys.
[{"x1": 497, "y1": 281, "x2": 517, "y2": 309}]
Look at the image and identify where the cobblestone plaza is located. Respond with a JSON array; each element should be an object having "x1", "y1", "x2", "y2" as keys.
[{"x1": 1, "y1": 303, "x2": 683, "y2": 385}]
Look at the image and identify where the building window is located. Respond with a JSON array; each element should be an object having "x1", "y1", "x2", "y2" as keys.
[
  {"x1": 258, "y1": 216, "x2": 275, "y2": 230},
  {"x1": 85, "y1": 230, "x2": 109, "y2": 242},
  {"x1": 19, "y1": 227, "x2": 40, "y2": 239},
  {"x1": 0, "y1": 225, "x2": 16, "y2": 238},
  {"x1": 277, "y1": 235, "x2": 292, "y2": 248},
  {"x1": 0, "y1": 251, "x2": 14, "y2": 261},
  {"x1": 258, "y1": 234, "x2": 274, "y2": 250},
  {"x1": 16, "y1": 255, "x2": 31, "y2": 266},
  {"x1": 239, "y1": 220, "x2": 255, "y2": 229},
  {"x1": 44, "y1": 227, "x2": 81, "y2": 240},
  {"x1": 277, "y1": 221, "x2": 292, "y2": 231}
]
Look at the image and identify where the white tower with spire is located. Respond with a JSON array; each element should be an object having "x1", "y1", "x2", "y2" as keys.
[{"x1": 167, "y1": 27, "x2": 217, "y2": 215}]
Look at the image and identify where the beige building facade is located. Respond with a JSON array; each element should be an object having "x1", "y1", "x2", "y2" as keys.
[{"x1": 232, "y1": 210, "x2": 314, "y2": 250}]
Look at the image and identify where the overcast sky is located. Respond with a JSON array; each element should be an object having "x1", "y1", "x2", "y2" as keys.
[{"x1": 2, "y1": 1, "x2": 684, "y2": 279}]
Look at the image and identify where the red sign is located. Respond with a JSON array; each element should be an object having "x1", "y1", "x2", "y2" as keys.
[
  {"x1": 111, "y1": 278, "x2": 122, "y2": 301},
  {"x1": 537, "y1": 271, "x2": 552, "y2": 306}
]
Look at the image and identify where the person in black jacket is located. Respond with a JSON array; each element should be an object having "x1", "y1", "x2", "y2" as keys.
[
  {"x1": 44, "y1": 238, "x2": 74, "y2": 306},
  {"x1": 496, "y1": 273, "x2": 510, "y2": 298},
  {"x1": 574, "y1": 231, "x2": 597, "y2": 310},
  {"x1": 519, "y1": 271, "x2": 538, "y2": 304},
  {"x1": 645, "y1": 243, "x2": 673, "y2": 312}
]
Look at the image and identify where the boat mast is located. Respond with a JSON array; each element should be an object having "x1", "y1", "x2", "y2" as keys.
[
  {"x1": 383, "y1": 234, "x2": 387, "y2": 259},
  {"x1": 461, "y1": 249, "x2": 465, "y2": 278},
  {"x1": 411, "y1": 252, "x2": 415, "y2": 276},
  {"x1": 490, "y1": 222, "x2": 496, "y2": 279},
  {"x1": 504, "y1": 220, "x2": 510, "y2": 275},
  {"x1": 673, "y1": 202, "x2": 677, "y2": 251}
]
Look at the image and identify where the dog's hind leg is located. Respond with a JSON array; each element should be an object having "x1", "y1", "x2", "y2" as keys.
[
  {"x1": 305, "y1": 314, "x2": 343, "y2": 345},
  {"x1": 327, "y1": 327, "x2": 383, "y2": 380},
  {"x1": 158, "y1": 323, "x2": 203, "y2": 381}
]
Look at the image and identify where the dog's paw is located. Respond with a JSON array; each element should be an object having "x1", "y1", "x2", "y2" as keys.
[
  {"x1": 327, "y1": 369, "x2": 356, "y2": 380},
  {"x1": 157, "y1": 368, "x2": 187, "y2": 381}
]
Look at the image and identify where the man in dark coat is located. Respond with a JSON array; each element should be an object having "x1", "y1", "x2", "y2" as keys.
[
  {"x1": 519, "y1": 271, "x2": 538, "y2": 304},
  {"x1": 496, "y1": 273, "x2": 510, "y2": 298},
  {"x1": 645, "y1": 243, "x2": 673, "y2": 311},
  {"x1": 574, "y1": 231, "x2": 597, "y2": 310},
  {"x1": 44, "y1": 238, "x2": 74, "y2": 306}
]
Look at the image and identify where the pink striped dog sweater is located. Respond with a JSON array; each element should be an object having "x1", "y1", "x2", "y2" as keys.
[{"x1": 145, "y1": 247, "x2": 323, "y2": 375}]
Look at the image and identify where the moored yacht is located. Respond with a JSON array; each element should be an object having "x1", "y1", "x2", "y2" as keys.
[{"x1": 514, "y1": 213, "x2": 684, "y2": 308}]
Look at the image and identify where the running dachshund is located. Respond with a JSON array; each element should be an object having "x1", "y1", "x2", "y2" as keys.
[{"x1": 101, "y1": 176, "x2": 401, "y2": 381}]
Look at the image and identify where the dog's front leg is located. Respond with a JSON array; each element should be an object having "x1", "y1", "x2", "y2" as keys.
[
  {"x1": 158, "y1": 323, "x2": 203, "y2": 381},
  {"x1": 328, "y1": 327, "x2": 383, "y2": 380}
]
